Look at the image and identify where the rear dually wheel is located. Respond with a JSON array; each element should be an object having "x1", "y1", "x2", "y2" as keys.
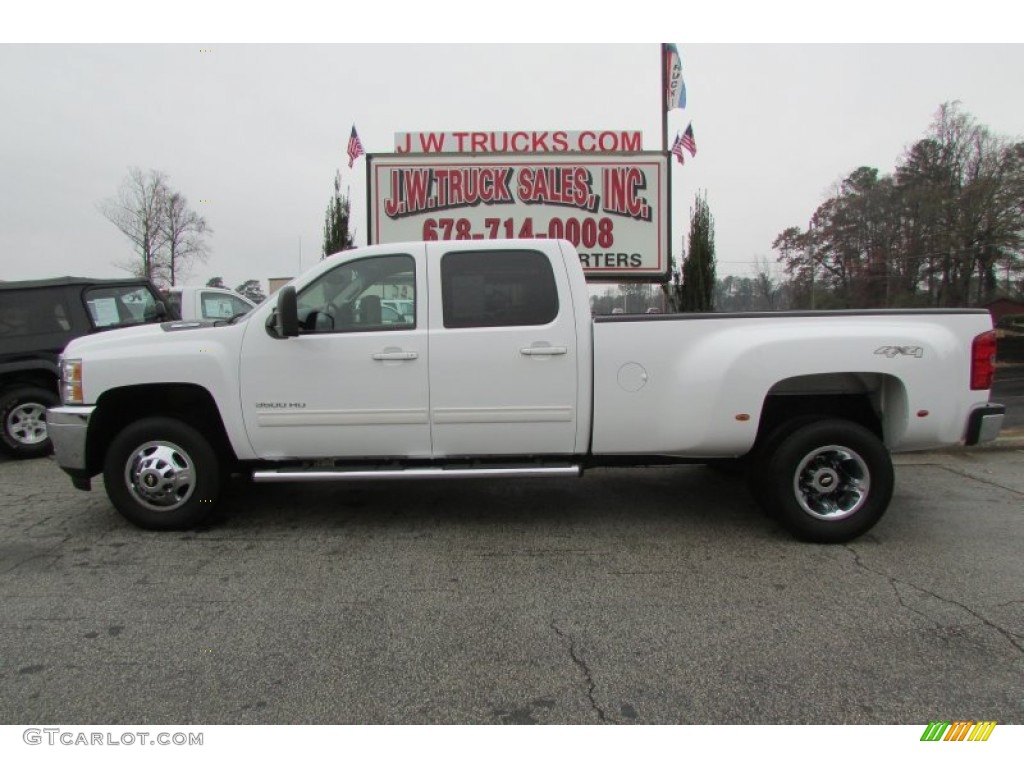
[{"x1": 753, "y1": 418, "x2": 893, "y2": 543}]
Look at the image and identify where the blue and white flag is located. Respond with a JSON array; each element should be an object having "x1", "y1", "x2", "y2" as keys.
[{"x1": 664, "y1": 43, "x2": 686, "y2": 112}]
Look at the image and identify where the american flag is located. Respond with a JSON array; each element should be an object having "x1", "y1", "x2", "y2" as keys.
[
  {"x1": 347, "y1": 125, "x2": 365, "y2": 168},
  {"x1": 681, "y1": 122, "x2": 697, "y2": 157},
  {"x1": 671, "y1": 132, "x2": 685, "y2": 166}
]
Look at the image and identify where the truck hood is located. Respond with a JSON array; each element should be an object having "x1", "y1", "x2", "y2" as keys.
[{"x1": 63, "y1": 319, "x2": 225, "y2": 357}]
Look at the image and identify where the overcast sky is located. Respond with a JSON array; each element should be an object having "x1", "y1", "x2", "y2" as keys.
[{"x1": 3, "y1": 14, "x2": 1022, "y2": 289}]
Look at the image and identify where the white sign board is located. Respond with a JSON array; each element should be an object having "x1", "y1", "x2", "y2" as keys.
[{"x1": 367, "y1": 152, "x2": 670, "y2": 280}]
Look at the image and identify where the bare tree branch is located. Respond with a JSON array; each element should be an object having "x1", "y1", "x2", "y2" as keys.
[
  {"x1": 98, "y1": 167, "x2": 169, "y2": 282},
  {"x1": 160, "y1": 191, "x2": 211, "y2": 286},
  {"x1": 99, "y1": 168, "x2": 212, "y2": 288}
]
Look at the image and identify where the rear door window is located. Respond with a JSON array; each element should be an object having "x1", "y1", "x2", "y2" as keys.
[{"x1": 440, "y1": 250, "x2": 558, "y2": 329}]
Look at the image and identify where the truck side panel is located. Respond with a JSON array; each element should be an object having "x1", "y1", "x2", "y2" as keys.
[{"x1": 591, "y1": 311, "x2": 994, "y2": 457}]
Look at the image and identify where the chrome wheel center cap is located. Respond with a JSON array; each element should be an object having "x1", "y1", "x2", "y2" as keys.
[{"x1": 810, "y1": 468, "x2": 840, "y2": 494}]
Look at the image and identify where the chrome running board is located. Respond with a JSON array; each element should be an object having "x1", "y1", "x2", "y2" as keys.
[{"x1": 252, "y1": 464, "x2": 581, "y2": 483}]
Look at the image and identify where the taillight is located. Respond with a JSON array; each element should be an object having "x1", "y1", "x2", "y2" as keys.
[{"x1": 970, "y1": 331, "x2": 997, "y2": 390}]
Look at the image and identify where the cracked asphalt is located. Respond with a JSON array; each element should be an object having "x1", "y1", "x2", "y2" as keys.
[{"x1": 1, "y1": 448, "x2": 1022, "y2": 725}]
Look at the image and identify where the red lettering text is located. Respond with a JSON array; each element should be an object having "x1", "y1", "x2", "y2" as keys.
[
  {"x1": 601, "y1": 168, "x2": 651, "y2": 221},
  {"x1": 517, "y1": 167, "x2": 598, "y2": 212}
]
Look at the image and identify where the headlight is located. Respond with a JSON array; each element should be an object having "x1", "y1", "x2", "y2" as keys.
[{"x1": 60, "y1": 357, "x2": 83, "y2": 405}]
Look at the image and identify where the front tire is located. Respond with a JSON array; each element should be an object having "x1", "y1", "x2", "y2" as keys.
[
  {"x1": 103, "y1": 417, "x2": 221, "y2": 530},
  {"x1": 0, "y1": 385, "x2": 59, "y2": 459},
  {"x1": 755, "y1": 419, "x2": 893, "y2": 543}
]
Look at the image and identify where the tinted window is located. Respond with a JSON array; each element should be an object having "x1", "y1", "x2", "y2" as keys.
[
  {"x1": 0, "y1": 287, "x2": 71, "y2": 338},
  {"x1": 165, "y1": 292, "x2": 182, "y2": 317},
  {"x1": 441, "y1": 250, "x2": 558, "y2": 328},
  {"x1": 85, "y1": 286, "x2": 160, "y2": 328},
  {"x1": 295, "y1": 255, "x2": 416, "y2": 333}
]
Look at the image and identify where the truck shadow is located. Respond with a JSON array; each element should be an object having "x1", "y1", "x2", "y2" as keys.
[{"x1": 208, "y1": 464, "x2": 776, "y2": 540}]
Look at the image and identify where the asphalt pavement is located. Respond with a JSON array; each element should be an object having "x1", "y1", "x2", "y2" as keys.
[
  {"x1": 992, "y1": 365, "x2": 1024, "y2": 431},
  {"x1": 1, "y1": 446, "x2": 1021, "y2": 725},
  {"x1": 2, "y1": 370, "x2": 1020, "y2": 725}
]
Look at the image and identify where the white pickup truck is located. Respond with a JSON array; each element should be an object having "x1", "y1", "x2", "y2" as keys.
[{"x1": 47, "y1": 239, "x2": 1005, "y2": 542}]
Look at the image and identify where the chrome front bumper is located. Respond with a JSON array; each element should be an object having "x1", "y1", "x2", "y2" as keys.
[{"x1": 46, "y1": 406, "x2": 95, "y2": 472}]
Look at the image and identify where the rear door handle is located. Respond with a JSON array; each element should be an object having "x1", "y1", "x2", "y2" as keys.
[
  {"x1": 520, "y1": 346, "x2": 567, "y2": 356},
  {"x1": 372, "y1": 351, "x2": 419, "y2": 361}
]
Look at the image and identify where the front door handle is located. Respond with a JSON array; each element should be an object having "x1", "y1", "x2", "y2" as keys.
[
  {"x1": 372, "y1": 351, "x2": 419, "y2": 361},
  {"x1": 520, "y1": 345, "x2": 567, "y2": 356}
]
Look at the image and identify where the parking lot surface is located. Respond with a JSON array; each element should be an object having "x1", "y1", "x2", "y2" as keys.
[
  {"x1": 993, "y1": 365, "x2": 1024, "y2": 430},
  {"x1": 1, "y1": 449, "x2": 1022, "y2": 725}
]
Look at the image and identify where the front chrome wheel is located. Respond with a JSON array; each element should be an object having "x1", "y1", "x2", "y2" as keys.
[
  {"x1": 104, "y1": 417, "x2": 221, "y2": 530},
  {"x1": 124, "y1": 441, "x2": 196, "y2": 512},
  {"x1": 792, "y1": 445, "x2": 870, "y2": 521}
]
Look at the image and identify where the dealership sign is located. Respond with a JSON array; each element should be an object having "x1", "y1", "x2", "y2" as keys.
[{"x1": 367, "y1": 152, "x2": 670, "y2": 280}]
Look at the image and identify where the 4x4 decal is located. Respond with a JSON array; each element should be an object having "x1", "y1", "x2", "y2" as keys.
[{"x1": 875, "y1": 345, "x2": 924, "y2": 359}]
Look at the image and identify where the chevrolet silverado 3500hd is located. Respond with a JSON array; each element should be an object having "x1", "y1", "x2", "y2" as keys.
[{"x1": 47, "y1": 239, "x2": 1004, "y2": 542}]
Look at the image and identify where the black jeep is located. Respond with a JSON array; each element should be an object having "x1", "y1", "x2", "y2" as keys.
[{"x1": 0, "y1": 277, "x2": 174, "y2": 459}]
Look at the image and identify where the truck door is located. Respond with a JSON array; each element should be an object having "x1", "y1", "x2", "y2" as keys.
[
  {"x1": 426, "y1": 244, "x2": 579, "y2": 457},
  {"x1": 239, "y1": 251, "x2": 431, "y2": 459}
]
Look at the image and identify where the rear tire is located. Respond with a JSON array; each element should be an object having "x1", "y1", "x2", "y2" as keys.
[
  {"x1": 103, "y1": 417, "x2": 220, "y2": 530},
  {"x1": 753, "y1": 418, "x2": 893, "y2": 543},
  {"x1": 0, "y1": 385, "x2": 59, "y2": 459}
]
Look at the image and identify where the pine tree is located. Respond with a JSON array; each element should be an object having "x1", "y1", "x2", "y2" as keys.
[
  {"x1": 682, "y1": 192, "x2": 716, "y2": 312},
  {"x1": 322, "y1": 170, "x2": 354, "y2": 258}
]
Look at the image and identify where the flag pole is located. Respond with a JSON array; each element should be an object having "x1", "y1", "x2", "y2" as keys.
[{"x1": 660, "y1": 44, "x2": 668, "y2": 152}]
